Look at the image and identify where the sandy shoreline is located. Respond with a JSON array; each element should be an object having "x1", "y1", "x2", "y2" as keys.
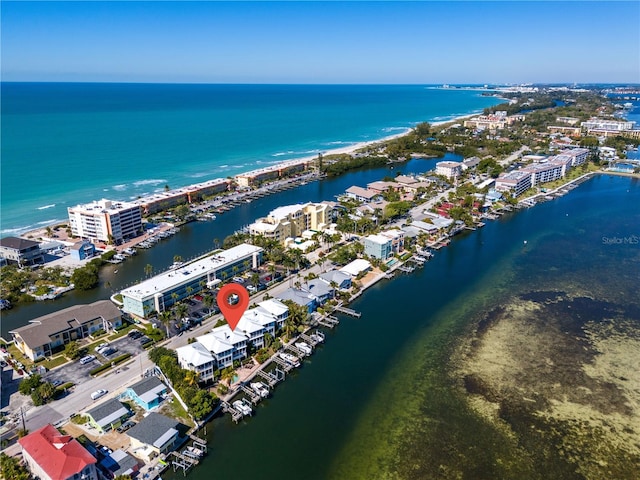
[{"x1": 17, "y1": 112, "x2": 479, "y2": 240}]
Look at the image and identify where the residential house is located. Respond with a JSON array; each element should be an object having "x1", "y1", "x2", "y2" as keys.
[
  {"x1": 304, "y1": 278, "x2": 334, "y2": 304},
  {"x1": 127, "y1": 413, "x2": 180, "y2": 462},
  {"x1": 99, "y1": 449, "x2": 140, "y2": 479},
  {"x1": 176, "y1": 342, "x2": 216, "y2": 383},
  {"x1": 364, "y1": 234, "x2": 393, "y2": 260},
  {"x1": 276, "y1": 288, "x2": 318, "y2": 314},
  {"x1": 10, "y1": 300, "x2": 122, "y2": 361},
  {"x1": 380, "y1": 229, "x2": 405, "y2": 254},
  {"x1": 70, "y1": 240, "x2": 95, "y2": 261},
  {"x1": 0, "y1": 237, "x2": 44, "y2": 267},
  {"x1": 85, "y1": 399, "x2": 130, "y2": 434},
  {"x1": 340, "y1": 259, "x2": 372, "y2": 277},
  {"x1": 366, "y1": 181, "x2": 398, "y2": 193},
  {"x1": 345, "y1": 186, "x2": 383, "y2": 203},
  {"x1": 319, "y1": 270, "x2": 352, "y2": 290},
  {"x1": 125, "y1": 376, "x2": 168, "y2": 411},
  {"x1": 19, "y1": 424, "x2": 98, "y2": 480}
]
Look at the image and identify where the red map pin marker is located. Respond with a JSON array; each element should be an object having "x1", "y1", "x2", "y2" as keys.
[{"x1": 217, "y1": 283, "x2": 250, "y2": 332}]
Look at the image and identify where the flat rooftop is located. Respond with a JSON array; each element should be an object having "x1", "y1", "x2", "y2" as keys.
[{"x1": 121, "y1": 244, "x2": 262, "y2": 300}]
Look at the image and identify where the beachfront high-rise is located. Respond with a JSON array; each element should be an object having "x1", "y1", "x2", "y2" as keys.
[{"x1": 68, "y1": 199, "x2": 143, "y2": 245}]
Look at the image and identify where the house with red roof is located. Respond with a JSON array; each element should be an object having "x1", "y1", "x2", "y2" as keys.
[{"x1": 18, "y1": 424, "x2": 98, "y2": 480}]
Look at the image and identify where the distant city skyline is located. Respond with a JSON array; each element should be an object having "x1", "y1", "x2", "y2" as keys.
[{"x1": 2, "y1": 1, "x2": 639, "y2": 84}]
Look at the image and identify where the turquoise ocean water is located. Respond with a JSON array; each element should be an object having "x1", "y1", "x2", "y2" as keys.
[{"x1": 1, "y1": 83, "x2": 500, "y2": 235}]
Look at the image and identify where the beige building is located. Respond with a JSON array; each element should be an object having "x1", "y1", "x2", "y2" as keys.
[
  {"x1": 10, "y1": 300, "x2": 122, "y2": 361},
  {"x1": 249, "y1": 202, "x2": 333, "y2": 244},
  {"x1": 235, "y1": 160, "x2": 309, "y2": 187}
]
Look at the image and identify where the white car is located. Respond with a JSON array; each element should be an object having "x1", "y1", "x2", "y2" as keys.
[
  {"x1": 91, "y1": 389, "x2": 107, "y2": 400},
  {"x1": 80, "y1": 355, "x2": 96, "y2": 365}
]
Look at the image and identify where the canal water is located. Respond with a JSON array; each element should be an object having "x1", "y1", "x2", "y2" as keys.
[
  {"x1": 161, "y1": 174, "x2": 639, "y2": 479},
  {"x1": 0, "y1": 155, "x2": 449, "y2": 338}
]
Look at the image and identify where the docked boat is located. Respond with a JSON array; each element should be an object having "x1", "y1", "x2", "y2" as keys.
[
  {"x1": 186, "y1": 446, "x2": 204, "y2": 458},
  {"x1": 295, "y1": 342, "x2": 312, "y2": 355},
  {"x1": 232, "y1": 400, "x2": 252, "y2": 416},
  {"x1": 310, "y1": 331, "x2": 325, "y2": 343},
  {"x1": 123, "y1": 247, "x2": 137, "y2": 255},
  {"x1": 250, "y1": 382, "x2": 269, "y2": 398},
  {"x1": 279, "y1": 352, "x2": 301, "y2": 367}
]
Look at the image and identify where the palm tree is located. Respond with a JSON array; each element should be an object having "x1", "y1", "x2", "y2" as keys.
[
  {"x1": 174, "y1": 302, "x2": 189, "y2": 324},
  {"x1": 283, "y1": 318, "x2": 297, "y2": 341},
  {"x1": 220, "y1": 271, "x2": 228, "y2": 283},
  {"x1": 213, "y1": 238, "x2": 220, "y2": 249},
  {"x1": 243, "y1": 259, "x2": 251, "y2": 272},
  {"x1": 144, "y1": 264, "x2": 153, "y2": 278},
  {"x1": 186, "y1": 286, "x2": 194, "y2": 298},
  {"x1": 184, "y1": 370, "x2": 199, "y2": 386},
  {"x1": 330, "y1": 281, "x2": 338, "y2": 299},
  {"x1": 173, "y1": 255, "x2": 183, "y2": 264},
  {"x1": 159, "y1": 311, "x2": 173, "y2": 338},
  {"x1": 170, "y1": 292, "x2": 179, "y2": 307},
  {"x1": 202, "y1": 294, "x2": 214, "y2": 312},
  {"x1": 232, "y1": 265, "x2": 240, "y2": 278}
]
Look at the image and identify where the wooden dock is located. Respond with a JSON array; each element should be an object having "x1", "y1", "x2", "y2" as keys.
[{"x1": 333, "y1": 306, "x2": 362, "y2": 318}]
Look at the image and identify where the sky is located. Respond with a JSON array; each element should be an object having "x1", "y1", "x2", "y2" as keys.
[{"x1": 1, "y1": 1, "x2": 639, "y2": 84}]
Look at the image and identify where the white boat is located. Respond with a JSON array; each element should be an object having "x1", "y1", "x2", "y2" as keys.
[
  {"x1": 310, "y1": 332, "x2": 325, "y2": 343},
  {"x1": 295, "y1": 342, "x2": 312, "y2": 355},
  {"x1": 232, "y1": 400, "x2": 252, "y2": 416},
  {"x1": 186, "y1": 446, "x2": 204, "y2": 458},
  {"x1": 250, "y1": 382, "x2": 269, "y2": 398},
  {"x1": 123, "y1": 247, "x2": 136, "y2": 255},
  {"x1": 279, "y1": 352, "x2": 301, "y2": 367}
]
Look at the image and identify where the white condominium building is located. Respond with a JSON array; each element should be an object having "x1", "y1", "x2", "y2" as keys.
[
  {"x1": 435, "y1": 161, "x2": 463, "y2": 180},
  {"x1": 68, "y1": 199, "x2": 142, "y2": 244},
  {"x1": 494, "y1": 171, "x2": 533, "y2": 197},
  {"x1": 581, "y1": 118, "x2": 635, "y2": 132}
]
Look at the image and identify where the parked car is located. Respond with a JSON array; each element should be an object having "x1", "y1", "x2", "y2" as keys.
[
  {"x1": 80, "y1": 355, "x2": 96, "y2": 365},
  {"x1": 51, "y1": 379, "x2": 63, "y2": 387},
  {"x1": 128, "y1": 330, "x2": 143, "y2": 339},
  {"x1": 91, "y1": 389, "x2": 107, "y2": 400},
  {"x1": 139, "y1": 336, "x2": 152, "y2": 345},
  {"x1": 116, "y1": 420, "x2": 135, "y2": 433},
  {"x1": 102, "y1": 347, "x2": 117, "y2": 356}
]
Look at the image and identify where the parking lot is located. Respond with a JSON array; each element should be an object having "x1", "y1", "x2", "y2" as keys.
[{"x1": 44, "y1": 334, "x2": 148, "y2": 387}]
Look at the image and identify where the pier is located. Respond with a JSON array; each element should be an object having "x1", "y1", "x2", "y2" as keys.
[
  {"x1": 318, "y1": 314, "x2": 340, "y2": 328},
  {"x1": 398, "y1": 265, "x2": 415, "y2": 273},
  {"x1": 240, "y1": 384, "x2": 262, "y2": 405},
  {"x1": 272, "y1": 355, "x2": 295, "y2": 372},
  {"x1": 257, "y1": 369, "x2": 281, "y2": 387},
  {"x1": 333, "y1": 305, "x2": 362, "y2": 318}
]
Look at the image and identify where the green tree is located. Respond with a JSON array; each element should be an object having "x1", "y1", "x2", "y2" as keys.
[
  {"x1": 0, "y1": 452, "x2": 30, "y2": 480},
  {"x1": 144, "y1": 264, "x2": 154, "y2": 278},
  {"x1": 64, "y1": 340, "x2": 80, "y2": 360},
  {"x1": 70, "y1": 264, "x2": 99, "y2": 290},
  {"x1": 173, "y1": 255, "x2": 183, "y2": 264},
  {"x1": 159, "y1": 311, "x2": 173, "y2": 338},
  {"x1": 37, "y1": 382, "x2": 56, "y2": 404},
  {"x1": 19, "y1": 374, "x2": 42, "y2": 396},
  {"x1": 175, "y1": 204, "x2": 190, "y2": 220}
]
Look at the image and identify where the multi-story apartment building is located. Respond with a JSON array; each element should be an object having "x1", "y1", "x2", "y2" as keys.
[
  {"x1": 581, "y1": 118, "x2": 635, "y2": 132},
  {"x1": 494, "y1": 171, "x2": 533, "y2": 197},
  {"x1": 435, "y1": 161, "x2": 463, "y2": 180},
  {"x1": 10, "y1": 300, "x2": 122, "y2": 361},
  {"x1": 249, "y1": 202, "x2": 333, "y2": 244},
  {"x1": 120, "y1": 243, "x2": 263, "y2": 318},
  {"x1": 177, "y1": 299, "x2": 288, "y2": 380},
  {"x1": 68, "y1": 199, "x2": 142, "y2": 244}
]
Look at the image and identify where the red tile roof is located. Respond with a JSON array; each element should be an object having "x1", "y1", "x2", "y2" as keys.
[{"x1": 19, "y1": 424, "x2": 96, "y2": 480}]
